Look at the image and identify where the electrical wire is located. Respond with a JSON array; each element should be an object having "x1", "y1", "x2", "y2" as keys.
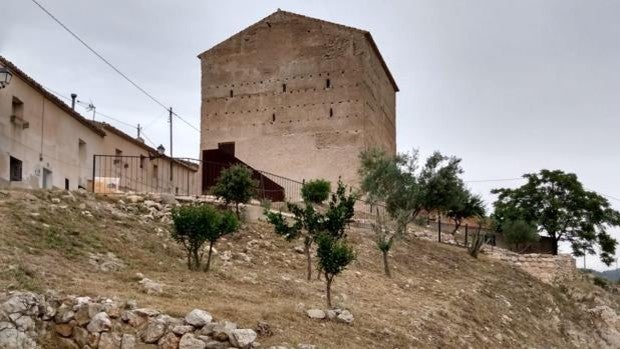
[{"x1": 30, "y1": 0, "x2": 203, "y2": 133}]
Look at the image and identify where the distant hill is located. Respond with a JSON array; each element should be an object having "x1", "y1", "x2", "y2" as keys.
[{"x1": 581, "y1": 268, "x2": 620, "y2": 281}]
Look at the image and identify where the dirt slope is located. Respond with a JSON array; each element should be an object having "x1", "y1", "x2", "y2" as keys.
[{"x1": 0, "y1": 189, "x2": 618, "y2": 348}]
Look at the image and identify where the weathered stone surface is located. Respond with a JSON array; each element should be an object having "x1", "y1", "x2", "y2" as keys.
[
  {"x1": 55, "y1": 337, "x2": 80, "y2": 349},
  {"x1": 74, "y1": 326, "x2": 100, "y2": 348},
  {"x1": 87, "y1": 312, "x2": 112, "y2": 332},
  {"x1": 140, "y1": 319, "x2": 166, "y2": 343},
  {"x1": 204, "y1": 340, "x2": 229, "y2": 349},
  {"x1": 158, "y1": 332, "x2": 180, "y2": 349},
  {"x1": 305, "y1": 309, "x2": 325, "y2": 319},
  {"x1": 55, "y1": 304, "x2": 75, "y2": 324},
  {"x1": 185, "y1": 309, "x2": 212, "y2": 327},
  {"x1": 54, "y1": 322, "x2": 74, "y2": 337},
  {"x1": 138, "y1": 278, "x2": 163, "y2": 295},
  {"x1": 99, "y1": 332, "x2": 123, "y2": 349},
  {"x1": 336, "y1": 310, "x2": 354, "y2": 324},
  {"x1": 229, "y1": 329, "x2": 257, "y2": 348},
  {"x1": 179, "y1": 333, "x2": 206, "y2": 349},
  {"x1": 0, "y1": 323, "x2": 37, "y2": 349},
  {"x1": 120, "y1": 333, "x2": 136, "y2": 349},
  {"x1": 172, "y1": 325, "x2": 194, "y2": 335}
]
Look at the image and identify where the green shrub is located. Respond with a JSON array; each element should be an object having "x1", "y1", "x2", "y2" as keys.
[
  {"x1": 593, "y1": 276, "x2": 610, "y2": 289},
  {"x1": 502, "y1": 219, "x2": 539, "y2": 252},
  {"x1": 212, "y1": 164, "x2": 258, "y2": 217},
  {"x1": 171, "y1": 204, "x2": 239, "y2": 271},
  {"x1": 301, "y1": 179, "x2": 331, "y2": 205}
]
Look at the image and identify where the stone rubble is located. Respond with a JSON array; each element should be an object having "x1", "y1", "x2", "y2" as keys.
[{"x1": 0, "y1": 291, "x2": 267, "y2": 349}]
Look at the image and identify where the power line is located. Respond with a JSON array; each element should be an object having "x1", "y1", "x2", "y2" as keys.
[
  {"x1": 464, "y1": 177, "x2": 524, "y2": 183},
  {"x1": 31, "y1": 0, "x2": 203, "y2": 135},
  {"x1": 29, "y1": 0, "x2": 170, "y2": 112},
  {"x1": 140, "y1": 131, "x2": 158, "y2": 148}
]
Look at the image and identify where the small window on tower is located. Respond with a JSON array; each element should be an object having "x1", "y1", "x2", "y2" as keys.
[
  {"x1": 229, "y1": 90, "x2": 233, "y2": 98},
  {"x1": 272, "y1": 113, "x2": 276, "y2": 122},
  {"x1": 282, "y1": 84, "x2": 286, "y2": 93},
  {"x1": 329, "y1": 108, "x2": 333, "y2": 117},
  {"x1": 326, "y1": 79, "x2": 331, "y2": 89}
]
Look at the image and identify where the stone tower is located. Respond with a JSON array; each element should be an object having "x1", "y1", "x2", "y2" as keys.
[{"x1": 199, "y1": 10, "x2": 397, "y2": 189}]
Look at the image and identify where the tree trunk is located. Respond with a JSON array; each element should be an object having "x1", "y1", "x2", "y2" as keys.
[
  {"x1": 325, "y1": 274, "x2": 333, "y2": 308},
  {"x1": 304, "y1": 237, "x2": 312, "y2": 281},
  {"x1": 235, "y1": 203, "x2": 240, "y2": 219},
  {"x1": 382, "y1": 250, "x2": 391, "y2": 278},
  {"x1": 205, "y1": 241, "x2": 214, "y2": 272},
  {"x1": 552, "y1": 239, "x2": 559, "y2": 255},
  {"x1": 192, "y1": 248, "x2": 201, "y2": 271},
  {"x1": 186, "y1": 251, "x2": 192, "y2": 270}
]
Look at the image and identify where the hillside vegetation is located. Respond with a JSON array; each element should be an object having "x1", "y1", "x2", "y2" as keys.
[{"x1": 1, "y1": 189, "x2": 619, "y2": 348}]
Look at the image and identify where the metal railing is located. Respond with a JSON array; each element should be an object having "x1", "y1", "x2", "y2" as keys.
[{"x1": 92, "y1": 155, "x2": 199, "y2": 196}]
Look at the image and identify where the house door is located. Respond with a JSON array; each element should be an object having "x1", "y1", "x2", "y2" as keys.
[
  {"x1": 42, "y1": 168, "x2": 52, "y2": 189},
  {"x1": 218, "y1": 142, "x2": 235, "y2": 156}
]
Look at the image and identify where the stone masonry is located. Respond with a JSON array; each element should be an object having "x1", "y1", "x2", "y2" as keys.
[{"x1": 199, "y1": 10, "x2": 398, "y2": 188}]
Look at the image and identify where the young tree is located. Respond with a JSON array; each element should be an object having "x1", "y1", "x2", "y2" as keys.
[
  {"x1": 212, "y1": 164, "x2": 258, "y2": 218},
  {"x1": 492, "y1": 169, "x2": 620, "y2": 265},
  {"x1": 372, "y1": 211, "x2": 396, "y2": 277},
  {"x1": 316, "y1": 232, "x2": 356, "y2": 308},
  {"x1": 171, "y1": 204, "x2": 239, "y2": 271},
  {"x1": 468, "y1": 226, "x2": 486, "y2": 258},
  {"x1": 359, "y1": 148, "x2": 468, "y2": 241},
  {"x1": 265, "y1": 178, "x2": 331, "y2": 281},
  {"x1": 501, "y1": 219, "x2": 539, "y2": 252},
  {"x1": 446, "y1": 189, "x2": 486, "y2": 241}
]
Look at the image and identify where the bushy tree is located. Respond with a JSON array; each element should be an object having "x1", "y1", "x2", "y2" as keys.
[
  {"x1": 301, "y1": 179, "x2": 331, "y2": 204},
  {"x1": 359, "y1": 148, "x2": 469, "y2": 246},
  {"x1": 171, "y1": 204, "x2": 239, "y2": 271},
  {"x1": 316, "y1": 232, "x2": 356, "y2": 308},
  {"x1": 446, "y1": 189, "x2": 486, "y2": 240},
  {"x1": 492, "y1": 169, "x2": 620, "y2": 265},
  {"x1": 266, "y1": 180, "x2": 357, "y2": 292},
  {"x1": 501, "y1": 219, "x2": 538, "y2": 252},
  {"x1": 212, "y1": 164, "x2": 258, "y2": 218}
]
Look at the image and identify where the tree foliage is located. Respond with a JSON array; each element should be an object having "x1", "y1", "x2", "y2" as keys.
[
  {"x1": 301, "y1": 179, "x2": 331, "y2": 204},
  {"x1": 171, "y1": 204, "x2": 239, "y2": 271},
  {"x1": 492, "y1": 169, "x2": 620, "y2": 265},
  {"x1": 212, "y1": 164, "x2": 258, "y2": 217},
  {"x1": 266, "y1": 179, "x2": 356, "y2": 281},
  {"x1": 447, "y1": 189, "x2": 486, "y2": 235},
  {"x1": 316, "y1": 232, "x2": 356, "y2": 307},
  {"x1": 372, "y1": 211, "x2": 395, "y2": 277},
  {"x1": 501, "y1": 219, "x2": 539, "y2": 252}
]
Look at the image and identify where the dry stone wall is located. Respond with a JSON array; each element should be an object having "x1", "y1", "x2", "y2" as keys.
[
  {"x1": 485, "y1": 247, "x2": 577, "y2": 284},
  {"x1": 0, "y1": 291, "x2": 313, "y2": 349}
]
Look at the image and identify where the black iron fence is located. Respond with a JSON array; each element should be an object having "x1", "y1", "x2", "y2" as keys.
[{"x1": 92, "y1": 155, "x2": 200, "y2": 196}]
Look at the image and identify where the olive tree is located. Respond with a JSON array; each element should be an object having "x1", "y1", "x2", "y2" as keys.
[
  {"x1": 446, "y1": 189, "x2": 486, "y2": 242},
  {"x1": 316, "y1": 232, "x2": 356, "y2": 308},
  {"x1": 501, "y1": 219, "x2": 539, "y2": 253},
  {"x1": 212, "y1": 164, "x2": 258, "y2": 218},
  {"x1": 171, "y1": 204, "x2": 239, "y2": 271}
]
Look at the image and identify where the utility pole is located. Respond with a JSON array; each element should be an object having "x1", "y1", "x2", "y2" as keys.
[
  {"x1": 169, "y1": 107, "x2": 173, "y2": 181},
  {"x1": 137, "y1": 123, "x2": 142, "y2": 139},
  {"x1": 168, "y1": 107, "x2": 173, "y2": 158}
]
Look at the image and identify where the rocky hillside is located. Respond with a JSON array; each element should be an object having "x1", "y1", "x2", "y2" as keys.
[{"x1": 1, "y1": 189, "x2": 620, "y2": 348}]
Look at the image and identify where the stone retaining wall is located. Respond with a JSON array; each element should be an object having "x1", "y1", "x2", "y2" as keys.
[
  {"x1": 0, "y1": 291, "x2": 306, "y2": 349},
  {"x1": 484, "y1": 247, "x2": 577, "y2": 284}
]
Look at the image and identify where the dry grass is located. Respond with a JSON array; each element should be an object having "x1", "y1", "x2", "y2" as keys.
[{"x1": 0, "y1": 189, "x2": 617, "y2": 348}]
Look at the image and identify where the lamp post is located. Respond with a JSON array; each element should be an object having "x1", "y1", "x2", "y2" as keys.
[{"x1": 0, "y1": 67, "x2": 13, "y2": 89}]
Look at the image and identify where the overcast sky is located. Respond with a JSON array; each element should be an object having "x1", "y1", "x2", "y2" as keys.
[{"x1": 2, "y1": 0, "x2": 619, "y2": 270}]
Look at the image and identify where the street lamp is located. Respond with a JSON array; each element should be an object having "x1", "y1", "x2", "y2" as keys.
[{"x1": 0, "y1": 67, "x2": 12, "y2": 89}]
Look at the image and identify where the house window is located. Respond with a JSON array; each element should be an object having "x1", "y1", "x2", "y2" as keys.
[
  {"x1": 12, "y1": 97, "x2": 24, "y2": 119},
  {"x1": 9, "y1": 156, "x2": 22, "y2": 181},
  {"x1": 114, "y1": 149, "x2": 122, "y2": 165},
  {"x1": 139, "y1": 155, "x2": 146, "y2": 169},
  {"x1": 78, "y1": 139, "x2": 87, "y2": 163},
  {"x1": 326, "y1": 79, "x2": 331, "y2": 89}
]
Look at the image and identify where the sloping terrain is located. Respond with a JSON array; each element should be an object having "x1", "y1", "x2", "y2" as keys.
[{"x1": 0, "y1": 189, "x2": 619, "y2": 348}]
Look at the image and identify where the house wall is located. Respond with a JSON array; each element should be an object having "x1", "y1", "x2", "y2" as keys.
[
  {"x1": 0, "y1": 60, "x2": 199, "y2": 194},
  {"x1": 0, "y1": 67, "x2": 104, "y2": 190},
  {"x1": 200, "y1": 12, "x2": 396, "y2": 189}
]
